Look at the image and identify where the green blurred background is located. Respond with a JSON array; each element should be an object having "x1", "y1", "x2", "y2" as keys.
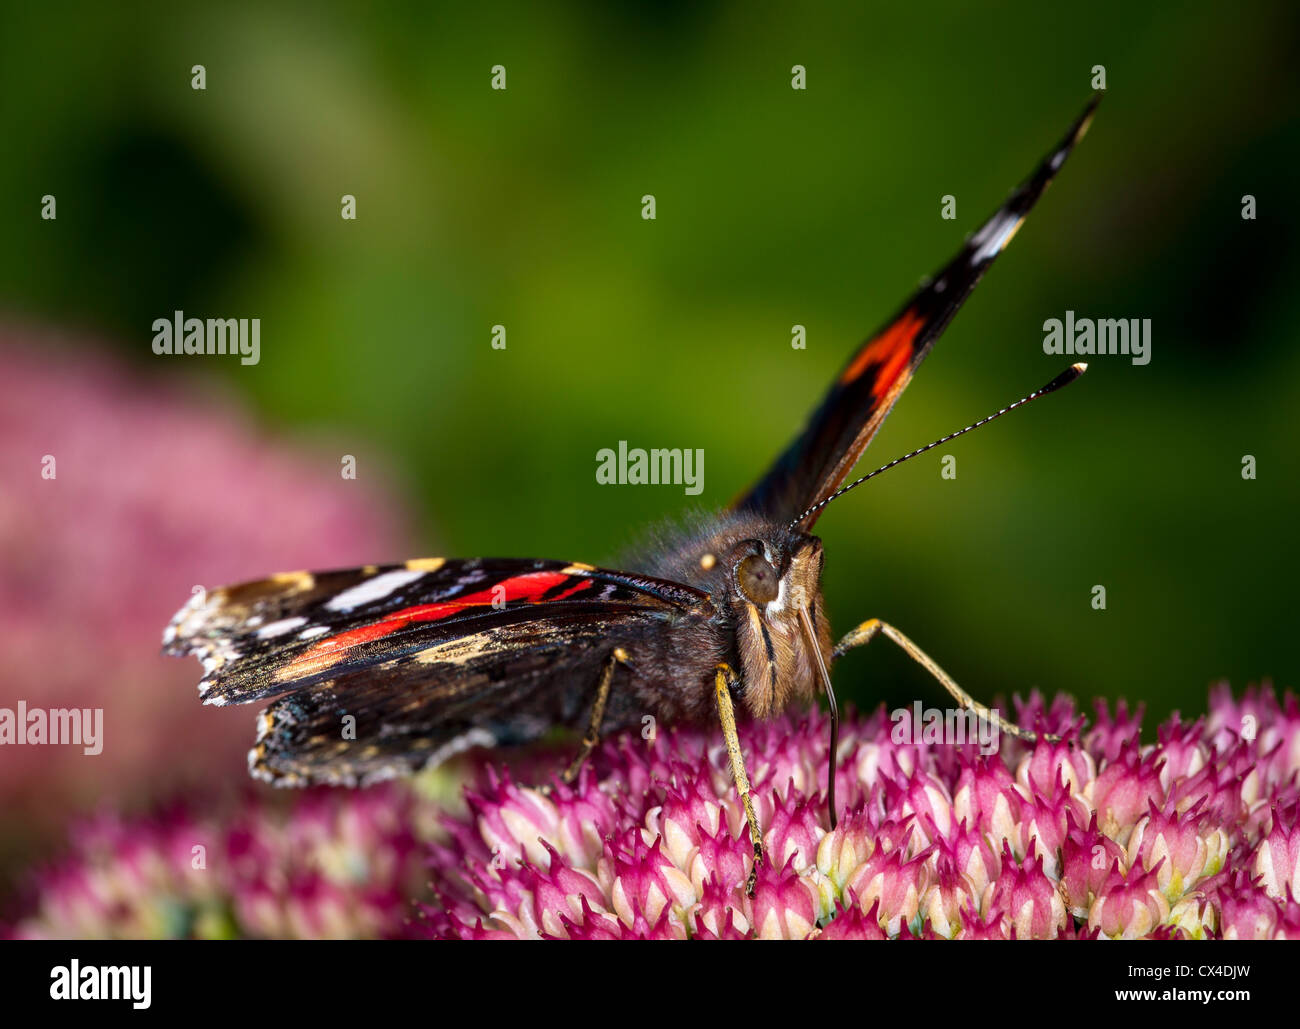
[{"x1": 3, "y1": 1, "x2": 1297, "y2": 725}]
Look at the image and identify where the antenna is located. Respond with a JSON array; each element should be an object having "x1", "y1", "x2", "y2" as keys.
[{"x1": 789, "y1": 363, "x2": 1088, "y2": 530}]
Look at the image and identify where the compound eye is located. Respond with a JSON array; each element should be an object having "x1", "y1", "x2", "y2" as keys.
[{"x1": 737, "y1": 554, "x2": 779, "y2": 604}]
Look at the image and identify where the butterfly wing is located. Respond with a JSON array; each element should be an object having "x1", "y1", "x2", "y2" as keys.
[
  {"x1": 164, "y1": 558, "x2": 710, "y2": 785},
  {"x1": 735, "y1": 95, "x2": 1100, "y2": 527}
]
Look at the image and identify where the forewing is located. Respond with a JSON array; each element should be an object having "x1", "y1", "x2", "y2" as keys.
[
  {"x1": 165, "y1": 557, "x2": 703, "y2": 706},
  {"x1": 734, "y1": 94, "x2": 1100, "y2": 527},
  {"x1": 164, "y1": 557, "x2": 709, "y2": 785}
]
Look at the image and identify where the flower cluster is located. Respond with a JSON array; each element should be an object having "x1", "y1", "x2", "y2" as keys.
[
  {"x1": 420, "y1": 685, "x2": 1300, "y2": 939},
  {"x1": 5, "y1": 786, "x2": 437, "y2": 939},
  {"x1": 8, "y1": 686, "x2": 1297, "y2": 940},
  {"x1": 0, "y1": 336, "x2": 408, "y2": 845}
]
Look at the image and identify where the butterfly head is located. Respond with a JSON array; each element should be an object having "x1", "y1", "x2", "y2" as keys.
[{"x1": 726, "y1": 532, "x2": 832, "y2": 719}]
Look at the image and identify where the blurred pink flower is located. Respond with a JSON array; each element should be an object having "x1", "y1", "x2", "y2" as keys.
[
  {"x1": 0, "y1": 334, "x2": 411, "y2": 856},
  {"x1": 5, "y1": 785, "x2": 436, "y2": 939}
]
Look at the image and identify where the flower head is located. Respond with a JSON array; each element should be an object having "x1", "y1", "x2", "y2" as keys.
[
  {"x1": 0, "y1": 338, "x2": 409, "y2": 853},
  {"x1": 419, "y1": 687, "x2": 1300, "y2": 940},
  {"x1": 11, "y1": 687, "x2": 1300, "y2": 940},
  {"x1": 6, "y1": 786, "x2": 435, "y2": 939}
]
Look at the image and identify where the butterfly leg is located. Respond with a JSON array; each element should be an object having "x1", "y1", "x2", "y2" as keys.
[
  {"x1": 714, "y1": 662, "x2": 763, "y2": 897},
  {"x1": 560, "y1": 648, "x2": 624, "y2": 785},
  {"x1": 833, "y1": 619, "x2": 1056, "y2": 744}
]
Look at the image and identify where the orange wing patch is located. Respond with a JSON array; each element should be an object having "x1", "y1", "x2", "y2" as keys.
[
  {"x1": 838, "y1": 308, "x2": 926, "y2": 393},
  {"x1": 277, "y1": 571, "x2": 593, "y2": 682}
]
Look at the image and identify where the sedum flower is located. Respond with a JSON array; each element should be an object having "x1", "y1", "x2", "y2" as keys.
[
  {"x1": 1059, "y1": 810, "x2": 1126, "y2": 919},
  {"x1": 11, "y1": 686, "x2": 1300, "y2": 940},
  {"x1": 760, "y1": 790, "x2": 825, "y2": 876},
  {"x1": 1014, "y1": 725, "x2": 1095, "y2": 798},
  {"x1": 932, "y1": 817, "x2": 1001, "y2": 899},
  {"x1": 1216, "y1": 869, "x2": 1283, "y2": 940},
  {"x1": 814, "y1": 897, "x2": 890, "y2": 940},
  {"x1": 983, "y1": 840, "x2": 1067, "y2": 939},
  {"x1": 952, "y1": 756, "x2": 1024, "y2": 851},
  {"x1": 1125, "y1": 798, "x2": 1228, "y2": 901},
  {"x1": 955, "y1": 901, "x2": 1013, "y2": 940},
  {"x1": 1017, "y1": 769, "x2": 1089, "y2": 878},
  {"x1": 1084, "y1": 746, "x2": 1166, "y2": 845},
  {"x1": 1253, "y1": 811, "x2": 1300, "y2": 903},
  {"x1": 0, "y1": 337, "x2": 410, "y2": 860},
  {"x1": 1168, "y1": 892, "x2": 1218, "y2": 939},
  {"x1": 750, "y1": 858, "x2": 820, "y2": 939},
  {"x1": 883, "y1": 767, "x2": 954, "y2": 846},
  {"x1": 602, "y1": 832, "x2": 697, "y2": 934},
  {"x1": 845, "y1": 838, "x2": 932, "y2": 936},
  {"x1": 1088, "y1": 860, "x2": 1172, "y2": 938},
  {"x1": 420, "y1": 686, "x2": 1300, "y2": 939},
  {"x1": 924, "y1": 855, "x2": 974, "y2": 939},
  {"x1": 5, "y1": 785, "x2": 436, "y2": 939},
  {"x1": 693, "y1": 874, "x2": 751, "y2": 939}
]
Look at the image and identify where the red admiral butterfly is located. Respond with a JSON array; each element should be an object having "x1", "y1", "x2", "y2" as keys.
[{"x1": 166, "y1": 96, "x2": 1099, "y2": 893}]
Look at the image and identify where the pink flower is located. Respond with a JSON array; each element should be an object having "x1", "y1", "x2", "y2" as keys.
[
  {"x1": 688, "y1": 823, "x2": 751, "y2": 898},
  {"x1": 1059, "y1": 810, "x2": 1126, "y2": 918},
  {"x1": 1126, "y1": 798, "x2": 1228, "y2": 900},
  {"x1": 924, "y1": 855, "x2": 975, "y2": 938},
  {"x1": 1017, "y1": 768, "x2": 1089, "y2": 877},
  {"x1": 815, "y1": 897, "x2": 889, "y2": 940},
  {"x1": 6, "y1": 786, "x2": 434, "y2": 939},
  {"x1": 956, "y1": 901, "x2": 1012, "y2": 940},
  {"x1": 1086, "y1": 746, "x2": 1165, "y2": 844},
  {"x1": 1088, "y1": 860, "x2": 1171, "y2": 938},
  {"x1": 845, "y1": 840, "x2": 931, "y2": 935},
  {"x1": 760, "y1": 790, "x2": 824, "y2": 876},
  {"x1": 814, "y1": 807, "x2": 883, "y2": 893},
  {"x1": 601, "y1": 832, "x2": 696, "y2": 936},
  {"x1": 0, "y1": 337, "x2": 409, "y2": 854},
  {"x1": 12, "y1": 686, "x2": 1300, "y2": 939},
  {"x1": 750, "y1": 857, "x2": 820, "y2": 939},
  {"x1": 1253, "y1": 810, "x2": 1300, "y2": 903},
  {"x1": 692, "y1": 875, "x2": 751, "y2": 938},
  {"x1": 952, "y1": 756, "x2": 1024, "y2": 854},
  {"x1": 1216, "y1": 870, "x2": 1281, "y2": 940},
  {"x1": 932, "y1": 817, "x2": 1001, "y2": 898},
  {"x1": 883, "y1": 767, "x2": 954, "y2": 846},
  {"x1": 1086, "y1": 698, "x2": 1145, "y2": 762},
  {"x1": 1153, "y1": 720, "x2": 1210, "y2": 791},
  {"x1": 656, "y1": 769, "x2": 728, "y2": 868},
  {"x1": 983, "y1": 840, "x2": 1067, "y2": 939},
  {"x1": 1015, "y1": 732, "x2": 1096, "y2": 799},
  {"x1": 417, "y1": 689, "x2": 1300, "y2": 939}
]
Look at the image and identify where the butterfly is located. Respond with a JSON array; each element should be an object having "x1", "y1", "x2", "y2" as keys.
[{"x1": 165, "y1": 95, "x2": 1099, "y2": 894}]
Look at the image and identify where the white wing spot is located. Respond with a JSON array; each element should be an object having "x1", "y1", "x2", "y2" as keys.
[
  {"x1": 326, "y1": 569, "x2": 426, "y2": 611},
  {"x1": 256, "y1": 616, "x2": 307, "y2": 639},
  {"x1": 970, "y1": 211, "x2": 1024, "y2": 265}
]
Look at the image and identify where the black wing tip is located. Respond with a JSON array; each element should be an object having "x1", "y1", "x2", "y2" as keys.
[
  {"x1": 959, "y1": 93, "x2": 1101, "y2": 271},
  {"x1": 1077, "y1": 89, "x2": 1103, "y2": 127},
  {"x1": 1059, "y1": 91, "x2": 1103, "y2": 163},
  {"x1": 1019, "y1": 91, "x2": 1103, "y2": 204}
]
